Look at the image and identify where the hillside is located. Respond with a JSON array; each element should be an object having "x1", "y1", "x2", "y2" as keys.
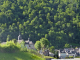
[
  {"x1": 0, "y1": 0, "x2": 80, "y2": 48},
  {"x1": 0, "y1": 52, "x2": 45, "y2": 60}
]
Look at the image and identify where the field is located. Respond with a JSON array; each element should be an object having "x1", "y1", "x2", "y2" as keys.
[{"x1": 0, "y1": 52, "x2": 45, "y2": 60}]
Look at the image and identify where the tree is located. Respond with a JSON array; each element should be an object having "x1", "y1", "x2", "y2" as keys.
[
  {"x1": 64, "y1": 43, "x2": 70, "y2": 48},
  {"x1": 0, "y1": 0, "x2": 80, "y2": 49},
  {"x1": 40, "y1": 38, "x2": 49, "y2": 50},
  {"x1": 12, "y1": 39, "x2": 17, "y2": 43},
  {"x1": 34, "y1": 41, "x2": 41, "y2": 52},
  {"x1": 6, "y1": 35, "x2": 10, "y2": 41},
  {"x1": 49, "y1": 46, "x2": 55, "y2": 53},
  {"x1": 54, "y1": 51, "x2": 59, "y2": 59}
]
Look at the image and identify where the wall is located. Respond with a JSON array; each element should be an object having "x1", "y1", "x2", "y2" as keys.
[
  {"x1": 51, "y1": 58, "x2": 80, "y2": 60},
  {"x1": 25, "y1": 44, "x2": 30, "y2": 49},
  {"x1": 59, "y1": 53, "x2": 67, "y2": 58},
  {"x1": 25, "y1": 44, "x2": 35, "y2": 49}
]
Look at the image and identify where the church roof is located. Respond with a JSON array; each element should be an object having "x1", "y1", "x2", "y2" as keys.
[
  {"x1": 17, "y1": 40, "x2": 23, "y2": 43},
  {"x1": 25, "y1": 40, "x2": 33, "y2": 45}
]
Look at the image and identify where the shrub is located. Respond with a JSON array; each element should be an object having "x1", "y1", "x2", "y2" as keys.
[
  {"x1": 65, "y1": 56, "x2": 73, "y2": 59},
  {"x1": 69, "y1": 56, "x2": 74, "y2": 58},
  {"x1": 0, "y1": 40, "x2": 20, "y2": 53},
  {"x1": 20, "y1": 41, "x2": 27, "y2": 52},
  {"x1": 20, "y1": 47, "x2": 27, "y2": 52}
]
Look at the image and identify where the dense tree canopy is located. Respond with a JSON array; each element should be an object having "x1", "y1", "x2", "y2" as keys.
[
  {"x1": 34, "y1": 41, "x2": 41, "y2": 51},
  {"x1": 0, "y1": 0, "x2": 80, "y2": 48},
  {"x1": 40, "y1": 38, "x2": 49, "y2": 49}
]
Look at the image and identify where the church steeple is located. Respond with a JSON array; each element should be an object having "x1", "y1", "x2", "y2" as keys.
[
  {"x1": 18, "y1": 33, "x2": 22, "y2": 41},
  {"x1": 28, "y1": 38, "x2": 30, "y2": 42}
]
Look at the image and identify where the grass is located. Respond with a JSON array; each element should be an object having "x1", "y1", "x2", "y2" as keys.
[
  {"x1": 27, "y1": 49, "x2": 55, "y2": 59},
  {"x1": 75, "y1": 56, "x2": 80, "y2": 58},
  {"x1": 27, "y1": 49, "x2": 43, "y2": 58},
  {"x1": 27, "y1": 49, "x2": 54, "y2": 59},
  {"x1": 44, "y1": 56, "x2": 54, "y2": 59},
  {"x1": 0, "y1": 52, "x2": 45, "y2": 60}
]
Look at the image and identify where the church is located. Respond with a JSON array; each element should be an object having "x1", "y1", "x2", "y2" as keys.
[{"x1": 17, "y1": 34, "x2": 35, "y2": 50}]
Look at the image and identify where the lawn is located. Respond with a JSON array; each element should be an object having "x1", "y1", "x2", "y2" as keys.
[{"x1": 0, "y1": 52, "x2": 45, "y2": 60}]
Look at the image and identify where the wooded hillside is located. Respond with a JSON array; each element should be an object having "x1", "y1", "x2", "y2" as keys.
[{"x1": 0, "y1": 0, "x2": 80, "y2": 48}]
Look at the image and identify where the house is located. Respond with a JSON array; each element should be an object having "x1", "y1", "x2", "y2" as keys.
[
  {"x1": 64, "y1": 48, "x2": 74, "y2": 53},
  {"x1": 58, "y1": 48, "x2": 80, "y2": 59},
  {"x1": 58, "y1": 49, "x2": 68, "y2": 59},
  {"x1": 74, "y1": 48, "x2": 80, "y2": 56},
  {"x1": 49, "y1": 52, "x2": 54, "y2": 57},
  {"x1": 79, "y1": 48, "x2": 80, "y2": 55},
  {"x1": 68, "y1": 52, "x2": 76, "y2": 58}
]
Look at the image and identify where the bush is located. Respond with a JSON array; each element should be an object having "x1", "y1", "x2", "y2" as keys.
[
  {"x1": 0, "y1": 41, "x2": 20, "y2": 53},
  {"x1": 20, "y1": 47, "x2": 27, "y2": 52},
  {"x1": 75, "y1": 56, "x2": 80, "y2": 58},
  {"x1": 65, "y1": 56, "x2": 73, "y2": 59},
  {"x1": 20, "y1": 41, "x2": 27, "y2": 52}
]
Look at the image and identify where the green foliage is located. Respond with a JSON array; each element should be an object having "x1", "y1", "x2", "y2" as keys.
[
  {"x1": 12, "y1": 39, "x2": 17, "y2": 43},
  {"x1": 54, "y1": 51, "x2": 59, "y2": 59},
  {"x1": 64, "y1": 43, "x2": 70, "y2": 48},
  {"x1": 0, "y1": 52, "x2": 45, "y2": 60},
  {"x1": 0, "y1": 40, "x2": 20, "y2": 53},
  {"x1": 34, "y1": 41, "x2": 41, "y2": 51},
  {"x1": 27, "y1": 49, "x2": 43, "y2": 58},
  {"x1": 49, "y1": 46, "x2": 55, "y2": 53},
  {"x1": 0, "y1": 0, "x2": 80, "y2": 49},
  {"x1": 6, "y1": 35, "x2": 10, "y2": 41},
  {"x1": 20, "y1": 47, "x2": 27, "y2": 52},
  {"x1": 20, "y1": 41, "x2": 27, "y2": 52},
  {"x1": 40, "y1": 38, "x2": 49, "y2": 49}
]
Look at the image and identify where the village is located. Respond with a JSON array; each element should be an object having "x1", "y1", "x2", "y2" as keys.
[{"x1": 1, "y1": 34, "x2": 80, "y2": 60}]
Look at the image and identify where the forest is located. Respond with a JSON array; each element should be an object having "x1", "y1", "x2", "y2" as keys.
[{"x1": 0, "y1": 0, "x2": 80, "y2": 48}]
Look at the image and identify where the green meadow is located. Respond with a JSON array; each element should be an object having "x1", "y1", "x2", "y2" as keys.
[{"x1": 0, "y1": 52, "x2": 45, "y2": 60}]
